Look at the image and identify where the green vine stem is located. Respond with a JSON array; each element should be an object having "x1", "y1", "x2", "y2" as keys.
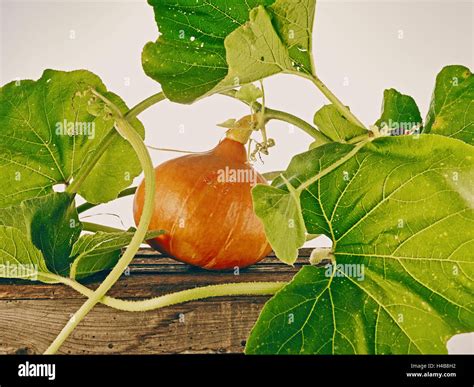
[
  {"x1": 221, "y1": 90, "x2": 331, "y2": 144},
  {"x1": 264, "y1": 109, "x2": 330, "y2": 144},
  {"x1": 100, "y1": 282, "x2": 284, "y2": 312},
  {"x1": 299, "y1": 72, "x2": 367, "y2": 130},
  {"x1": 258, "y1": 80, "x2": 269, "y2": 148},
  {"x1": 77, "y1": 187, "x2": 137, "y2": 214},
  {"x1": 44, "y1": 90, "x2": 157, "y2": 354},
  {"x1": 118, "y1": 89, "x2": 333, "y2": 144},
  {"x1": 126, "y1": 92, "x2": 166, "y2": 120},
  {"x1": 43, "y1": 272, "x2": 285, "y2": 312},
  {"x1": 347, "y1": 132, "x2": 372, "y2": 144},
  {"x1": 81, "y1": 221, "x2": 125, "y2": 233}
]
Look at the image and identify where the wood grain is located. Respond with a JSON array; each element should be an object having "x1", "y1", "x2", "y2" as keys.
[{"x1": 0, "y1": 249, "x2": 311, "y2": 354}]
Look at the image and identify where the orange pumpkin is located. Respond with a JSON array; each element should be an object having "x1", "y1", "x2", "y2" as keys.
[{"x1": 133, "y1": 117, "x2": 272, "y2": 270}]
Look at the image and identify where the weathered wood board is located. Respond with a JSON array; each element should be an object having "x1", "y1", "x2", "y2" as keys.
[{"x1": 0, "y1": 249, "x2": 310, "y2": 354}]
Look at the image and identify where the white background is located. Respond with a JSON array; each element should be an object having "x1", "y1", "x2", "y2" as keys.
[{"x1": 1, "y1": 0, "x2": 473, "y2": 353}]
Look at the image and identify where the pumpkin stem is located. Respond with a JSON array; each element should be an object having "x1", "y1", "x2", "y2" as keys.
[{"x1": 225, "y1": 114, "x2": 260, "y2": 144}]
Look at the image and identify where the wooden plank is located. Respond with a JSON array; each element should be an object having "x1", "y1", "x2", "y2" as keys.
[
  {"x1": 0, "y1": 298, "x2": 266, "y2": 354},
  {"x1": 0, "y1": 248, "x2": 313, "y2": 354}
]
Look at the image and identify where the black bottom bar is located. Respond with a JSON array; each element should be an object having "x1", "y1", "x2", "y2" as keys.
[{"x1": 0, "y1": 355, "x2": 471, "y2": 386}]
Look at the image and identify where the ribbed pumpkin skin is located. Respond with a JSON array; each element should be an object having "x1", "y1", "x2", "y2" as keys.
[{"x1": 133, "y1": 138, "x2": 272, "y2": 270}]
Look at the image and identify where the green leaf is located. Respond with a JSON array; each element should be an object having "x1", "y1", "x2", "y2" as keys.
[
  {"x1": 375, "y1": 89, "x2": 422, "y2": 135},
  {"x1": 0, "y1": 192, "x2": 81, "y2": 275},
  {"x1": 142, "y1": 0, "x2": 315, "y2": 103},
  {"x1": 223, "y1": 6, "x2": 295, "y2": 85},
  {"x1": 0, "y1": 69, "x2": 144, "y2": 207},
  {"x1": 0, "y1": 226, "x2": 58, "y2": 283},
  {"x1": 424, "y1": 65, "x2": 473, "y2": 144},
  {"x1": 234, "y1": 84, "x2": 263, "y2": 105},
  {"x1": 269, "y1": 0, "x2": 315, "y2": 72},
  {"x1": 254, "y1": 142, "x2": 356, "y2": 263},
  {"x1": 313, "y1": 104, "x2": 367, "y2": 142},
  {"x1": 252, "y1": 184, "x2": 305, "y2": 264},
  {"x1": 261, "y1": 170, "x2": 284, "y2": 181},
  {"x1": 248, "y1": 134, "x2": 474, "y2": 354},
  {"x1": 70, "y1": 229, "x2": 164, "y2": 279}
]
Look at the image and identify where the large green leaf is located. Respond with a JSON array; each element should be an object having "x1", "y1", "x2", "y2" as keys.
[
  {"x1": 248, "y1": 134, "x2": 474, "y2": 354},
  {"x1": 0, "y1": 225, "x2": 58, "y2": 283},
  {"x1": 0, "y1": 192, "x2": 81, "y2": 275},
  {"x1": 424, "y1": 65, "x2": 473, "y2": 144},
  {"x1": 253, "y1": 142, "x2": 356, "y2": 263},
  {"x1": 142, "y1": 0, "x2": 315, "y2": 103},
  {"x1": 375, "y1": 89, "x2": 422, "y2": 135},
  {"x1": 0, "y1": 69, "x2": 144, "y2": 207},
  {"x1": 313, "y1": 104, "x2": 367, "y2": 143},
  {"x1": 70, "y1": 229, "x2": 163, "y2": 279}
]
